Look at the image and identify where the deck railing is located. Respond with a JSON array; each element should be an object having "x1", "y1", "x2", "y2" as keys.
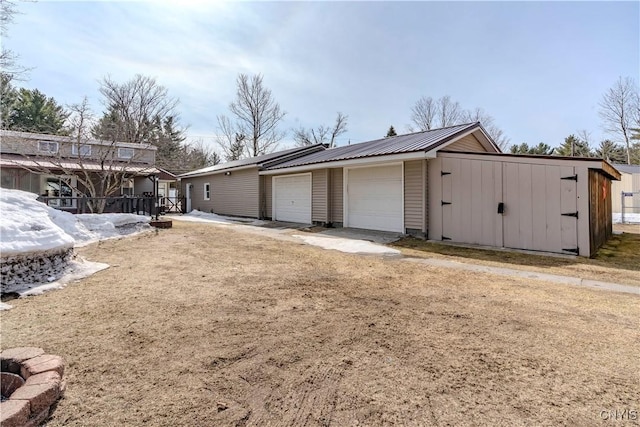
[{"x1": 37, "y1": 196, "x2": 185, "y2": 215}]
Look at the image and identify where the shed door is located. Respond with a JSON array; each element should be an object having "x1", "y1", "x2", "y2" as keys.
[
  {"x1": 502, "y1": 163, "x2": 578, "y2": 254},
  {"x1": 273, "y1": 174, "x2": 312, "y2": 223},
  {"x1": 346, "y1": 164, "x2": 403, "y2": 232},
  {"x1": 441, "y1": 157, "x2": 503, "y2": 246}
]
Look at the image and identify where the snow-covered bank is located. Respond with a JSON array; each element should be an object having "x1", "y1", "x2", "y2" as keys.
[
  {"x1": 0, "y1": 189, "x2": 151, "y2": 309},
  {"x1": 613, "y1": 213, "x2": 640, "y2": 224}
]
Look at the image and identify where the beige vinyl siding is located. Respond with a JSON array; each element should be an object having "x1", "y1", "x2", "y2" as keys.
[
  {"x1": 312, "y1": 169, "x2": 329, "y2": 223},
  {"x1": 184, "y1": 167, "x2": 260, "y2": 217},
  {"x1": 330, "y1": 168, "x2": 343, "y2": 223},
  {"x1": 446, "y1": 134, "x2": 486, "y2": 152},
  {"x1": 612, "y1": 172, "x2": 640, "y2": 213},
  {"x1": 263, "y1": 175, "x2": 272, "y2": 219},
  {"x1": 404, "y1": 160, "x2": 425, "y2": 231},
  {"x1": 184, "y1": 175, "x2": 215, "y2": 212}
]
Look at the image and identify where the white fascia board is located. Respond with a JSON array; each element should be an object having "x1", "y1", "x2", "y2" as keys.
[
  {"x1": 259, "y1": 151, "x2": 432, "y2": 175},
  {"x1": 179, "y1": 164, "x2": 258, "y2": 179}
]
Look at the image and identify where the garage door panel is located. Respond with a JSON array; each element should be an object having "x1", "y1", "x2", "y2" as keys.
[
  {"x1": 273, "y1": 175, "x2": 311, "y2": 223},
  {"x1": 347, "y1": 165, "x2": 403, "y2": 232}
]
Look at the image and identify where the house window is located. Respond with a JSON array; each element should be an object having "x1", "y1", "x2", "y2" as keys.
[
  {"x1": 72, "y1": 143, "x2": 91, "y2": 156},
  {"x1": 42, "y1": 175, "x2": 77, "y2": 208},
  {"x1": 118, "y1": 147, "x2": 135, "y2": 159},
  {"x1": 38, "y1": 141, "x2": 59, "y2": 153},
  {"x1": 204, "y1": 183, "x2": 210, "y2": 200}
]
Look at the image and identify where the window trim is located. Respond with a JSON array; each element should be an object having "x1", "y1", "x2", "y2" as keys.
[
  {"x1": 118, "y1": 147, "x2": 135, "y2": 159},
  {"x1": 72, "y1": 143, "x2": 92, "y2": 156},
  {"x1": 38, "y1": 141, "x2": 59, "y2": 154},
  {"x1": 204, "y1": 183, "x2": 210, "y2": 200}
]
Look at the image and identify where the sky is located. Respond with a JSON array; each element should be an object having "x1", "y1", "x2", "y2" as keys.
[{"x1": 5, "y1": 1, "x2": 639, "y2": 153}]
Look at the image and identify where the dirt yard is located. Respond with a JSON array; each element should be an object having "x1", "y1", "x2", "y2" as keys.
[{"x1": 1, "y1": 221, "x2": 638, "y2": 426}]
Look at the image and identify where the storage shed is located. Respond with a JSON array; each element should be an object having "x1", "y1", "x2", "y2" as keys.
[{"x1": 428, "y1": 151, "x2": 621, "y2": 257}]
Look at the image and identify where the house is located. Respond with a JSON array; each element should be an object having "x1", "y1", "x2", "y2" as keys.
[
  {"x1": 0, "y1": 130, "x2": 162, "y2": 210},
  {"x1": 611, "y1": 164, "x2": 640, "y2": 220},
  {"x1": 178, "y1": 144, "x2": 326, "y2": 217},
  {"x1": 180, "y1": 123, "x2": 620, "y2": 257}
]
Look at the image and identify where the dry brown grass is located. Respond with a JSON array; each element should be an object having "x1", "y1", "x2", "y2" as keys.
[
  {"x1": 1, "y1": 221, "x2": 638, "y2": 426},
  {"x1": 392, "y1": 230, "x2": 640, "y2": 287}
]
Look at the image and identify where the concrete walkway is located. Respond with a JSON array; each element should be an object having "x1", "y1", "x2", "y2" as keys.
[{"x1": 402, "y1": 257, "x2": 640, "y2": 295}]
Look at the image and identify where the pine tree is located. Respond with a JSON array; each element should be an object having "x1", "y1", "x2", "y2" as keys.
[
  {"x1": 386, "y1": 126, "x2": 397, "y2": 137},
  {"x1": 595, "y1": 140, "x2": 626, "y2": 163},
  {"x1": 509, "y1": 142, "x2": 553, "y2": 155},
  {"x1": 4, "y1": 87, "x2": 69, "y2": 134},
  {"x1": 554, "y1": 135, "x2": 592, "y2": 157}
]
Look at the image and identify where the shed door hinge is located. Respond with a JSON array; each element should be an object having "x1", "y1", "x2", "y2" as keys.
[
  {"x1": 442, "y1": 236, "x2": 451, "y2": 241},
  {"x1": 561, "y1": 211, "x2": 579, "y2": 219},
  {"x1": 441, "y1": 201, "x2": 451, "y2": 206},
  {"x1": 561, "y1": 174, "x2": 578, "y2": 181},
  {"x1": 562, "y1": 247, "x2": 579, "y2": 254},
  {"x1": 441, "y1": 171, "x2": 451, "y2": 176}
]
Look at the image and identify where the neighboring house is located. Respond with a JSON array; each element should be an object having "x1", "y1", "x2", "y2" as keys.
[
  {"x1": 611, "y1": 164, "x2": 640, "y2": 216},
  {"x1": 0, "y1": 130, "x2": 161, "y2": 209},
  {"x1": 178, "y1": 144, "x2": 326, "y2": 217}
]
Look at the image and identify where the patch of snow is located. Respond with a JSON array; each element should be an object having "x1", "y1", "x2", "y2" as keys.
[
  {"x1": 292, "y1": 234, "x2": 401, "y2": 255},
  {"x1": 170, "y1": 210, "x2": 265, "y2": 226},
  {"x1": 613, "y1": 213, "x2": 640, "y2": 224}
]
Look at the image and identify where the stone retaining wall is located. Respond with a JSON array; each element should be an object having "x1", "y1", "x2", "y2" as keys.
[
  {"x1": 0, "y1": 249, "x2": 74, "y2": 293},
  {"x1": 0, "y1": 348, "x2": 66, "y2": 427}
]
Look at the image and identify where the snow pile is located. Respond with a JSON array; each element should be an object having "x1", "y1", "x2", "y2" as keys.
[
  {"x1": 613, "y1": 213, "x2": 640, "y2": 224},
  {"x1": 1, "y1": 189, "x2": 75, "y2": 257},
  {"x1": 293, "y1": 234, "x2": 401, "y2": 255},
  {"x1": 0, "y1": 189, "x2": 151, "y2": 309}
]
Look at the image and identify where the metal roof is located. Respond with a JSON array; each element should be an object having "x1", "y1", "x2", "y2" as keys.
[
  {"x1": 0, "y1": 129, "x2": 157, "y2": 151},
  {"x1": 612, "y1": 164, "x2": 640, "y2": 174},
  {"x1": 267, "y1": 123, "x2": 480, "y2": 170},
  {"x1": 1, "y1": 153, "x2": 160, "y2": 175},
  {"x1": 178, "y1": 144, "x2": 326, "y2": 177}
]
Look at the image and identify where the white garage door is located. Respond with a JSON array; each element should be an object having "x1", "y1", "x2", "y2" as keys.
[
  {"x1": 346, "y1": 164, "x2": 403, "y2": 232},
  {"x1": 273, "y1": 174, "x2": 312, "y2": 223}
]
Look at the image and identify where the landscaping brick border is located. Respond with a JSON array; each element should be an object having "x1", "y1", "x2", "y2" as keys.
[{"x1": 0, "y1": 348, "x2": 65, "y2": 427}]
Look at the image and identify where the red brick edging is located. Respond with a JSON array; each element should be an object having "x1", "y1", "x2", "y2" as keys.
[{"x1": 0, "y1": 348, "x2": 65, "y2": 427}]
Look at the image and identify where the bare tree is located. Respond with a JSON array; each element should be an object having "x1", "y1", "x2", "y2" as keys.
[
  {"x1": 216, "y1": 114, "x2": 247, "y2": 161},
  {"x1": 0, "y1": 0, "x2": 30, "y2": 80},
  {"x1": 96, "y1": 74, "x2": 179, "y2": 144},
  {"x1": 437, "y1": 96, "x2": 461, "y2": 127},
  {"x1": 293, "y1": 112, "x2": 348, "y2": 148},
  {"x1": 411, "y1": 96, "x2": 437, "y2": 131},
  {"x1": 225, "y1": 73, "x2": 286, "y2": 157},
  {"x1": 410, "y1": 97, "x2": 509, "y2": 149},
  {"x1": 599, "y1": 76, "x2": 639, "y2": 164},
  {"x1": 461, "y1": 107, "x2": 509, "y2": 149}
]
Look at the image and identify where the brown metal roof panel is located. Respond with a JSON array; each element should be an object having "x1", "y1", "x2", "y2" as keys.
[{"x1": 268, "y1": 123, "x2": 477, "y2": 169}]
